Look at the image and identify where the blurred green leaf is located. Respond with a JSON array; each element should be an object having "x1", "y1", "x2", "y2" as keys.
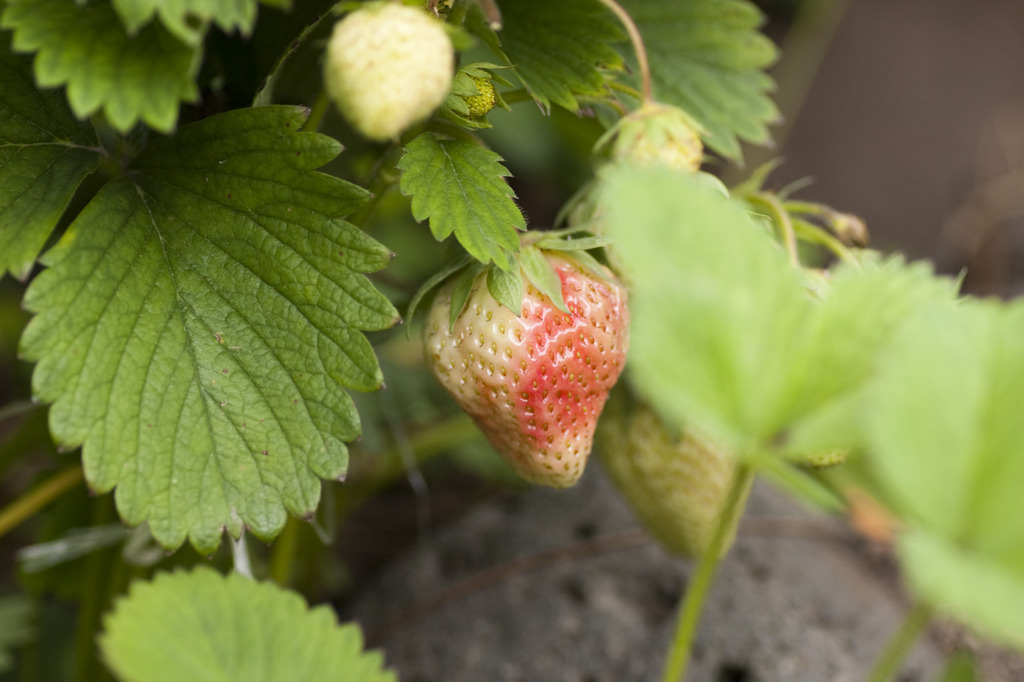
[
  {"x1": 101, "y1": 567, "x2": 396, "y2": 682},
  {"x1": 1, "y1": 0, "x2": 200, "y2": 133},
  {"x1": 867, "y1": 300, "x2": 1024, "y2": 649},
  {"x1": 900, "y1": 530, "x2": 1024, "y2": 652},
  {"x1": 495, "y1": 0, "x2": 624, "y2": 112},
  {"x1": 111, "y1": 0, "x2": 262, "y2": 47},
  {"x1": 17, "y1": 524, "x2": 128, "y2": 574},
  {"x1": 599, "y1": 166, "x2": 954, "y2": 452},
  {"x1": 19, "y1": 106, "x2": 397, "y2": 553},
  {"x1": 620, "y1": 0, "x2": 780, "y2": 160},
  {"x1": 399, "y1": 132, "x2": 524, "y2": 270},
  {"x1": 0, "y1": 32, "x2": 100, "y2": 280},
  {"x1": 0, "y1": 595, "x2": 33, "y2": 673}
]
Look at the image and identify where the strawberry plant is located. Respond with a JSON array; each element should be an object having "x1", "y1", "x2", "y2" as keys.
[{"x1": 0, "y1": 1, "x2": 1022, "y2": 681}]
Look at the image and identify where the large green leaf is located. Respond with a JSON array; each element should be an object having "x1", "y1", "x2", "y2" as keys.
[
  {"x1": 101, "y1": 567, "x2": 396, "y2": 682},
  {"x1": 19, "y1": 106, "x2": 399, "y2": 553},
  {"x1": 0, "y1": 32, "x2": 100, "y2": 280},
  {"x1": 868, "y1": 301, "x2": 1024, "y2": 560},
  {"x1": 398, "y1": 132, "x2": 524, "y2": 271},
  {"x1": 495, "y1": 0, "x2": 624, "y2": 112},
  {"x1": 1, "y1": 0, "x2": 200, "y2": 133},
  {"x1": 861, "y1": 298, "x2": 1024, "y2": 649},
  {"x1": 111, "y1": 0, "x2": 262, "y2": 46},
  {"x1": 619, "y1": 0, "x2": 780, "y2": 160},
  {"x1": 599, "y1": 166, "x2": 954, "y2": 450}
]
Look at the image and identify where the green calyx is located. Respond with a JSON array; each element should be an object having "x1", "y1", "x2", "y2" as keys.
[
  {"x1": 406, "y1": 227, "x2": 616, "y2": 334},
  {"x1": 441, "y1": 63, "x2": 513, "y2": 129}
]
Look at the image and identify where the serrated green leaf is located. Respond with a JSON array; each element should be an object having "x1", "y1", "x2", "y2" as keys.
[
  {"x1": 868, "y1": 300, "x2": 1024, "y2": 558},
  {"x1": 601, "y1": 165, "x2": 810, "y2": 446},
  {"x1": 19, "y1": 106, "x2": 398, "y2": 553},
  {"x1": 0, "y1": 33, "x2": 100, "y2": 280},
  {"x1": 520, "y1": 246, "x2": 567, "y2": 313},
  {"x1": 600, "y1": 166, "x2": 956, "y2": 451},
  {"x1": 619, "y1": 0, "x2": 780, "y2": 160},
  {"x1": 0, "y1": 596, "x2": 33, "y2": 673},
  {"x1": 101, "y1": 567, "x2": 396, "y2": 682},
  {"x1": 111, "y1": 0, "x2": 260, "y2": 46},
  {"x1": 1, "y1": 0, "x2": 200, "y2": 133},
  {"x1": 864, "y1": 300, "x2": 1024, "y2": 649},
  {"x1": 398, "y1": 132, "x2": 523, "y2": 270},
  {"x1": 496, "y1": 0, "x2": 624, "y2": 112},
  {"x1": 785, "y1": 255, "x2": 959, "y2": 427}
]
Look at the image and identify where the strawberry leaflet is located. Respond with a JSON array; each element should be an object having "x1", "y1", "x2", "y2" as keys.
[
  {"x1": 399, "y1": 132, "x2": 524, "y2": 271},
  {"x1": 1, "y1": 0, "x2": 200, "y2": 133},
  {"x1": 19, "y1": 106, "x2": 398, "y2": 553},
  {"x1": 866, "y1": 301, "x2": 1024, "y2": 649},
  {"x1": 600, "y1": 166, "x2": 955, "y2": 450},
  {"x1": 102, "y1": 567, "x2": 396, "y2": 682},
  {"x1": 494, "y1": 0, "x2": 624, "y2": 112},
  {"x1": 0, "y1": 34, "x2": 100, "y2": 280},
  {"x1": 111, "y1": 0, "x2": 271, "y2": 47}
]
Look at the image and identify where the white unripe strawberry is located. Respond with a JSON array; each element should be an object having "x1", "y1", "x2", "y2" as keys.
[{"x1": 324, "y1": 3, "x2": 455, "y2": 141}]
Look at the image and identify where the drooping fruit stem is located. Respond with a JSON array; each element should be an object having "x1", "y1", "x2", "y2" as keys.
[
  {"x1": 596, "y1": 0, "x2": 653, "y2": 104},
  {"x1": 661, "y1": 463, "x2": 756, "y2": 682},
  {"x1": 746, "y1": 192, "x2": 800, "y2": 267},
  {"x1": 0, "y1": 464, "x2": 84, "y2": 540},
  {"x1": 864, "y1": 600, "x2": 934, "y2": 682}
]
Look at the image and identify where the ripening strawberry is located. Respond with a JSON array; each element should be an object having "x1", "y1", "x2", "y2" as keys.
[
  {"x1": 597, "y1": 396, "x2": 750, "y2": 558},
  {"x1": 423, "y1": 253, "x2": 630, "y2": 488},
  {"x1": 324, "y1": 3, "x2": 454, "y2": 141}
]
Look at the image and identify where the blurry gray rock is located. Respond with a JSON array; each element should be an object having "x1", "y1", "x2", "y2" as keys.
[{"x1": 350, "y1": 466, "x2": 943, "y2": 682}]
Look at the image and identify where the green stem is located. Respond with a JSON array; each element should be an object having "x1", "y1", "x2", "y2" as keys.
[
  {"x1": 747, "y1": 193, "x2": 799, "y2": 266},
  {"x1": 0, "y1": 465, "x2": 85, "y2": 540},
  {"x1": 347, "y1": 143, "x2": 405, "y2": 229},
  {"x1": 661, "y1": 464, "x2": 755, "y2": 682},
  {"x1": 303, "y1": 89, "x2": 331, "y2": 133},
  {"x1": 595, "y1": 0, "x2": 652, "y2": 103},
  {"x1": 73, "y1": 497, "x2": 116, "y2": 682},
  {"x1": 864, "y1": 601, "x2": 934, "y2": 682},
  {"x1": 269, "y1": 516, "x2": 301, "y2": 586}
]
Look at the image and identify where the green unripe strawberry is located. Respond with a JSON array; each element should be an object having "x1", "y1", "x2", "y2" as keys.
[
  {"x1": 324, "y1": 3, "x2": 454, "y2": 141},
  {"x1": 600, "y1": 101, "x2": 704, "y2": 173},
  {"x1": 423, "y1": 253, "x2": 630, "y2": 488},
  {"x1": 461, "y1": 77, "x2": 497, "y2": 117},
  {"x1": 597, "y1": 395, "x2": 750, "y2": 558}
]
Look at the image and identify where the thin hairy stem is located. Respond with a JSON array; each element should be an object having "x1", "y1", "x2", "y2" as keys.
[{"x1": 596, "y1": 0, "x2": 653, "y2": 103}]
